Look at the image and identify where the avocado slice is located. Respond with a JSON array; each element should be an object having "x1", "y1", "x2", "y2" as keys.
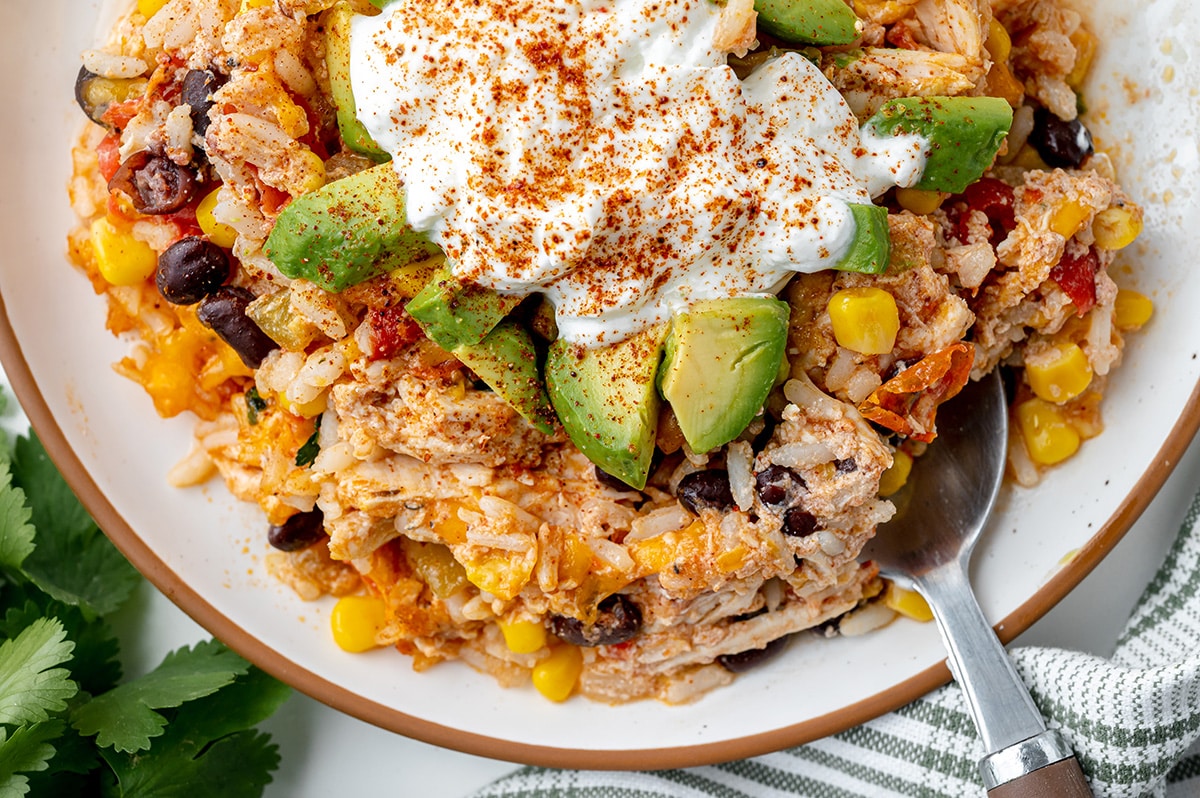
[
  {"x1": 546, "y1": 326, "x2": 668, "y2": 490},
  {"x1": 325, "y1": 2, "x2": 390, "y2": 162},
  {"x1": 658, "y1": 298, "x2": 790, "y2": 455},
  {"x1": 264, "y1": 163, "x2": 439, "y2": 292},
  {"x1": 405, "y1": 265, "x2": 523, "y2": 351},
  {"x1": 836, "y1": 202, "x2": 891, "y2": 275},
  {"x1": 453, "y1": 320, "x2": 557, "y2": 434},
  {"x1": 863, "y1": 96, "x2": 1014, "y2": 194},
  {"x1": 754, "y1": 0, "x2": 860, "y2": 45}
]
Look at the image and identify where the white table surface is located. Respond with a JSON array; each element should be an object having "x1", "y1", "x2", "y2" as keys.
[{"x1": 4, "y1": 371, "x2": 1196, "y2": 797}]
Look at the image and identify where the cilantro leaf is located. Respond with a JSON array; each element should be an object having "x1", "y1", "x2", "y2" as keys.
[
  {"x1": 295, "y1": 414, "x2": 322, "y2": 467},
  {"x1": 99, "y1": 668, "x2": 288, "y2": 798},
  {"x1": 0, "y1": 721, "x2": 63, "y2": 798},
  {"x1": 0, "y1": 459, "x2": 34, "y2": 574},
  {"x1": 1, "y1": 593, "x2": 121, "y2": 695},
  {"x1": 104, "y1": 729, "x2": 279, "y2": 798},
  {"x1": 0, "y1": 617, "x2": 77, "y2": 726},
  {"x1": 71, "y1": 640, "x2": 250, "y2": 753},
  {"x1": 10, "y1": 434, "x2": 140, "y2": 617}
]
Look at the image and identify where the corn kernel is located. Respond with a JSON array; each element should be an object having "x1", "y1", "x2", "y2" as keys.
[
  {"x1": 239, "y1": 0, "x2": 273, "y2": 11},
  {"x1": 198, "y1": 343, "x2": 255, "y2": 391},
  {"x1": 827, "y1": 287, "x2": 900, "y2": 355},
  {"x1": 878, "y1": 449, "x2": 913, "y2": 496},
  {"x1": 389, "y1": 259, "x2": 441, "y2": 299},
  {"x1": 138, "y1": 0, "x2": 170, "y2": 17},
  {"x1": 330, "y1": 595, "x2": 387, "y2": 653},
  {"x1": 532, "y1": 645, "x2": 583, "y2": 702},
  {"x1": 277, "y1": 389, "x2": 327, "y2": 418},
  {"x1": 1113, "y1": 289, "x2": 1154, "y2": 330},
  {"x1": 294, "y1": 149, "x2": 327, "y2": 195},
  {"x1": 1012, "y1": 145, "x2": 1049, "y2": 171},
  {"x1": 985, "y1": 60, "x2": 1025, "y2": 108},
  {"x1": 145, "y1": 357, "x2": 193, "y2": 418},
  {"x1": 91, "y1": 217, "x2": 157, "y2": 286},
  {"x1": 883, "y1": 582, "x2": 934, "y2": 622},
  {"x1": 895, "y1": 188, "x2": 946, "y2": 215},
  {"x1": 499, "y1": 619, "x2": 547, "y2": 654},
  {"x1": 985, "y1": 18, "x2": 1012, "y2": 63},
  {"x1": 1049, "y1": 199, "x2": 1091, "y2": 239},
  {"x1": 1092, "y1": 205, "x2": 1143, "y2": 251},
  {"x1": 1025, "y1": 342, "x2": 1093, "y2": 404},
  {"x1": 1066, "y1": 28, "x2": 1098, "y2": 89},
  {"x1": 1016, "y1": 397, "x2": 1081, "y2": 466},
  {"x1": 197, "y1": 188, "x2": 239, "y2": 249}
]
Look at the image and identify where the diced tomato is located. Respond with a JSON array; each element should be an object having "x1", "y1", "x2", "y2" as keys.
[
  {"x1": 166, "y1": 203, "x2": 204, "y2": 241},
  {"x1": 261, "y1": 184, "x2": 291, "y2": 217},
  {"x1": 1050, "y1": 245, "x2": 1099, "y2": 315},
  {"x1": 100, "y1": 97, "x2": 141, "y2": 131},
  {"x1": 97, "y1": 134, "x2": 122, "y2": 182},
  {"x1": 949, "y1": 177, "x2": 1016, "y2": 246},
  {"x1": 367, "y1": 306, "x2": 423, "y2": 360}
]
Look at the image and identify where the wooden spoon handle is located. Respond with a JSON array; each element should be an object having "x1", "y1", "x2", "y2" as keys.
[{"x1": 987, "y1": 755, "x2": 1092, "y2": 798}]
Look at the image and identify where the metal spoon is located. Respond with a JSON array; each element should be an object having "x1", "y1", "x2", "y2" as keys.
[{"x1": 862, "y1": 370, "x2": 1092, "y2": 797}]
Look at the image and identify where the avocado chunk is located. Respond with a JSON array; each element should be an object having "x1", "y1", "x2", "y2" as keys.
[
  {"x1": 754, "y1": 0, "x2": 860, "y2": 45},
  {"x1": 658, "y1": 298, "x2": 790, "y2": 455},
  {"x1": 405, "y1": 265, "x2": 523, "y2": 351},
  {"x1": 546, "y1": 326, "x2": 668, "y2": 490},
  {"x1": 836, "y1": 202, "x2": 891, "y2": 275},
  {"x1": 264, "y1": 163, "x2": 438, "y2": 292},
  {"x1": 453, "y1": 320, "x2": 557, "y2": 434},
  {"x1": 325, "y1": 2, "x2": 390, "y2": 162},
  {"x1": 863, "y1": 96, "x2": 1014, "y2": 194}
]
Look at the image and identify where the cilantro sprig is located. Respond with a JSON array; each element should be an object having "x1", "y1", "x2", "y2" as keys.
[{"x1": 0, "y1": 416, "x2": 290, "y2": 796}]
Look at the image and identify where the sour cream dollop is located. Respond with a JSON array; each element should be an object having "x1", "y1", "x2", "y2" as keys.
[{"x1": 351, "y1": 0, "x2": 925, "y2": 345}]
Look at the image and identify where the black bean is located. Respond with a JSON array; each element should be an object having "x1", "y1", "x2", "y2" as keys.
[
  {"x1": 267, "y1": 508, "x2": 326, "y2": 552},
  {"x1": 754, "y1": 464, "x2": 805, "y2": 508},
  {"x1": 181, "y1": 69, "x2": 223, "y2": 137},
  {"x1": 717, "y1": 634, "x2": 792, "y2": 673},
  {"x1": 74, "y1": 66, "x2": 109, "y2": 127},
  {"x1": 782, "y1": 507, "x2": 819, "y2": 537},
  {"x1": 197, "y1": 287, "x2": 278, "y2": 368},
  {"x1": 676, "y1": 470, "x2": 734, "y2": 514},
  {"x1": 108, "y1": 151, "x2": 197, "y2": 215},
  {"x1": 156, "y1": 237, "x2": 231, "y2": 305},
  {"x1": 547, "y1": 594, "x2": 642, "y2": 647},
  {"x1": 808, "y1": 616, "x2": 842, "y2": 639},
  {"x1": 835, "y1": 457, "x2": 858, "y2": 474},
  {"x1": 751, "y1": 413, "x2": 778, "y2": 452},
  {"x1": 1028, "y1": 106, "x2": 1094, "y2": 168}
]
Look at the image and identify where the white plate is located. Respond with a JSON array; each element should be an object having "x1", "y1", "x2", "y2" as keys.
[{"x1": 2, "y1": 0, "x2": 1198, "y2": 768}]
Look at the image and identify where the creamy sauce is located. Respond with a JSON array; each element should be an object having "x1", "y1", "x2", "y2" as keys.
[{"x1": 351, "y1": 0, "x2": 927, "y2": 345}]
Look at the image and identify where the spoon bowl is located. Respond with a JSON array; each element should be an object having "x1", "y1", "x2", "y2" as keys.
[{"x1": 864, "y1": 370, "x2": 1092, "y2": 797}]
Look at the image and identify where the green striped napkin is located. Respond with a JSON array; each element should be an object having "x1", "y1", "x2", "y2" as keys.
[{"x1": 471, "y1": 492, "x2": 1200, "y2": 798}]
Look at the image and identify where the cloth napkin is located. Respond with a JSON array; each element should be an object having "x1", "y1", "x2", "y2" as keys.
[{"x1": 470, "y1": 492, "x2": 1200, "y2": 798}]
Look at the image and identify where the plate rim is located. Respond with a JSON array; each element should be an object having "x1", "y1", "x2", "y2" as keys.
[{"x1": 3, "y1": 285, "x2": 1198, "y2": 769}]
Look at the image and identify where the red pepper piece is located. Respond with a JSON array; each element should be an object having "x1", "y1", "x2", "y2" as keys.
[{"x1": 1049, "y1": 245, "x2": 1099, "y2": 316}]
